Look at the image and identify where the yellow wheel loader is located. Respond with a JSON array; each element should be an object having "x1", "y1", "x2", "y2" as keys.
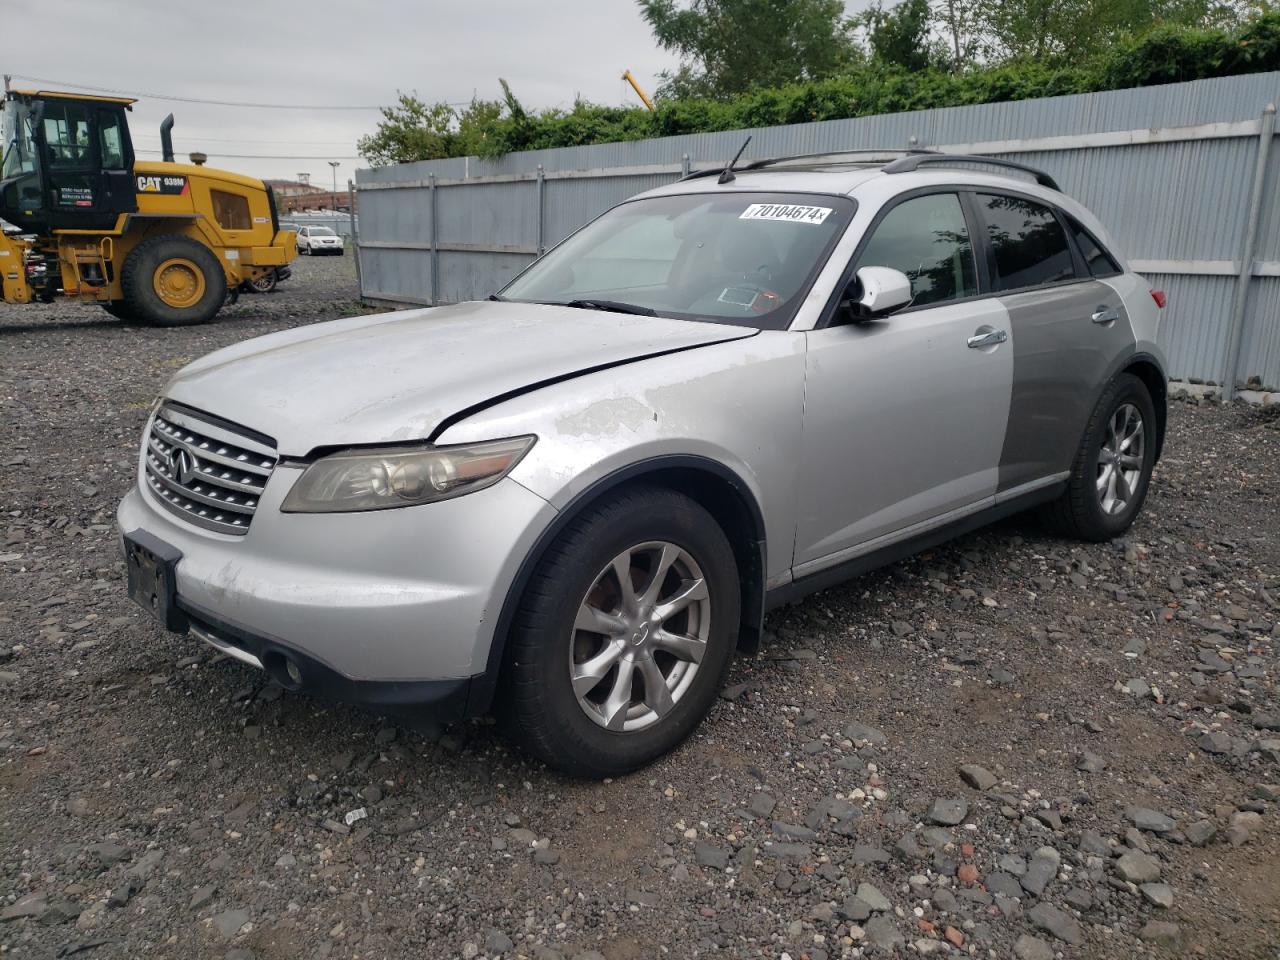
[{"x1": 0, "y1": 88, "x2": 296, "y2": 326}]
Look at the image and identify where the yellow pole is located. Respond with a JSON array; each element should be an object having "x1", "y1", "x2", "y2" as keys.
[{"x1": 621, "y1": 70, "x2": 656, "y2": 112}]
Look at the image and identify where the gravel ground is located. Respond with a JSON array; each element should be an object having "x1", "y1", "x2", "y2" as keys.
[{"x1": 2, "y1": 256, "x2": 1279, "y2": 960}]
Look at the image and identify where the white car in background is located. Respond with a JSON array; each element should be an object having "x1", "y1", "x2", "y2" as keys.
[{"x1": 296, "y1": 226, "x2": 344, "y2": 256}]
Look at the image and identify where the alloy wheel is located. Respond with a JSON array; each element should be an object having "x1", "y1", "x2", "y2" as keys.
[
  {"x1": 1096, "y1": 402, "x2": 1145, "y2": 515},
  {"x1": 570, "y1": 541, "x2": 711, "y2": 732}
]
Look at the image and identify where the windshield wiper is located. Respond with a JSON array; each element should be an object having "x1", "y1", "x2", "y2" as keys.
[{"x1": 563, "y1": 298, "x2": 656, "y2": 317}]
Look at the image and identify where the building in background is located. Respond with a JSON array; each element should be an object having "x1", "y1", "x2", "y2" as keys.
[{"x1": 264, "y1": 180, "x2": 356, "y2": 214}]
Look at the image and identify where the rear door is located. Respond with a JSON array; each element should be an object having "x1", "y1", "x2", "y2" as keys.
[
  {"x1": 973, "y1": 193, "x2": 1135, "y2": 494},
  {"x1": 793, "y1": 189, "x2": 1014, "y2": 573}
]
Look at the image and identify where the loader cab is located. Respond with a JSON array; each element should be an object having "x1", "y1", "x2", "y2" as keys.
[{"x1": 0, "y1": 90, "x2": 138, "y2": 233}]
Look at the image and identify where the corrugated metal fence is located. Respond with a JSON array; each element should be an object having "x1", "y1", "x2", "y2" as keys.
[{"x1": 354, "y1": 72, "x2": 1280, "y2": 391}]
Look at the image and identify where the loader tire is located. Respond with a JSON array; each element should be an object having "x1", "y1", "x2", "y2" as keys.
[
  {"x1": 122, "y1": 235, "x2": 227, "y2": 327},
  {"x1": 100, "y1": 300, "x2": 138, "y2": 321}
]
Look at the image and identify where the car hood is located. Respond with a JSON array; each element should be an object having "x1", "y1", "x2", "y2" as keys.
[{"x1": 164, "y1": 300, "x2": 757, "y2": 456}]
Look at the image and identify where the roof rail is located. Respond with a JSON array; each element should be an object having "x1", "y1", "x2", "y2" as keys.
[
  {"x1": 881, "y1": 153, "x2": 1060, "y2": 191},
  {"x1": 743, "y1": 148, "x2": 938, "y2": 171},
  {"x1": 678, "y1": 147, "x2": 937, "y2": 182}
]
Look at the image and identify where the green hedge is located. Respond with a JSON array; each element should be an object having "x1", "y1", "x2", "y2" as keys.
[{"x1": 423, "y1": 14, "x2": 1280, "y2": 159}]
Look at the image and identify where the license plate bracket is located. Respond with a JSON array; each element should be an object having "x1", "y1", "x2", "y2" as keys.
[{"x1": 124, "y1": 529, "x2": 188, "y2": 632}]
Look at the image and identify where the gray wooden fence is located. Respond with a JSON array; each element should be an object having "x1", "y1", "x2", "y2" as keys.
[{"x1": 354, "y1": 72, "x2": 1280, "y2": 392}]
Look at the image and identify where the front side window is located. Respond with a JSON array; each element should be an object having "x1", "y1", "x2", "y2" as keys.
[
  {"x1": 501, "y1": 192, "x2": 856, "y2": 329},
  {"x1": 979, "y1": 193, "x2": 1074, "y2": 290},
  {"x1": 211, "y1": 189, "x2": 251, "y2": 230},
  {"x1": 41, "y1": 103, "x2": 94, "y2": 169},
  {"x1": 856, "y1": 192, "x2": 977, "y2": 307}
]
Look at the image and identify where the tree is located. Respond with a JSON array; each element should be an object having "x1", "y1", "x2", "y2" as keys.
[
  {"x1": 971, "y1": 0, "x2": 1254, "y2": 61},
  {"x1": 356, "y1": 94, "x2": 456, "y2": 166},
  {"x1": 934, "y1": 0, "x2": 984, "y2": 70},
  {"x1": 357, "y1": 91, "x2": 508, "y2": 166},
  {"x1": 861, "y1": 0, "x2": 937, "y2": 71},
  {"x1": 637, "y1": 0, "x2": 861, "y2": 99}
]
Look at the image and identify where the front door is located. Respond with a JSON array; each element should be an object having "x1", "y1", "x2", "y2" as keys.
[
  {"x1": 34, "y1": 98, "x2": 136, "y2": 231},
  {"x1": 793, "y1": 190, "x2": 1013, "y2": 573}
]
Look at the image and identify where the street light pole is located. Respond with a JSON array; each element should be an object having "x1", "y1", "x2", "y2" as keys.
[{"x1": 328, "y1": 160, "x2": 340, "y2": 210}]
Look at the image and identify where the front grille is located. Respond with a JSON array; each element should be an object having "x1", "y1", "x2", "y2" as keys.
[{"x1": 144, "y1": 404, "x2": 278, "y2": 535}]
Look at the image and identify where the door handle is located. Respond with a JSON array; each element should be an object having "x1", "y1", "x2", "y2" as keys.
[
  {"x1": 1091, "y1": 306, "x2": 1120, "y2": 324},
  {"x1": 967, "y1": 329, "x2": 1008, "y2": 349}
]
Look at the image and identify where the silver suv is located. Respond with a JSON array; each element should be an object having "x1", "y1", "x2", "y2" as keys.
[{"x1": 118, "y1": 151, "x2": 1168, "y2": 777}]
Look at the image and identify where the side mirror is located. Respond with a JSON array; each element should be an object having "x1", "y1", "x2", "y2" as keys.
[{"x1": 840, "y1": 266, "x2": 913, "y2": 321}]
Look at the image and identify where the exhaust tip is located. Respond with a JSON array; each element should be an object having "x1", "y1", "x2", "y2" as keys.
[{"x1": 264, "y1": 650, "x2": 304, "y2": 691}]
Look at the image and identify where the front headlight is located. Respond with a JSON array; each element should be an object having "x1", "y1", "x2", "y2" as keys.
[{"x1": 280, "y1": 436, "x2": 535, "y2": 513}]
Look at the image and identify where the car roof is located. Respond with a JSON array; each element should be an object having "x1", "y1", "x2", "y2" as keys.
[{"x1": 634, "y1": 159, "x2": 1124, "y2": 268}]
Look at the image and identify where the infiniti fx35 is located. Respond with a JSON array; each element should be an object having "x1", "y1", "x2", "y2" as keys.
[{"x1": 118, "y1": 152, "x2": 1168, "y2": 777}]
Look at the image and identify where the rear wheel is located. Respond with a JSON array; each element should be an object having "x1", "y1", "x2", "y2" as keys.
[
  {"x1": 1043, "y1": 372, "x2": 1157, "y2": 541},
  {"x1": 122, "y1": 235, "x2": 227, "y2": 327},
  {"x1": 501, "y1": 487, "x2": 740, "y2": 778},
  {"x1": 246, "y1": 270, "x2": 277, "y2": 294}
]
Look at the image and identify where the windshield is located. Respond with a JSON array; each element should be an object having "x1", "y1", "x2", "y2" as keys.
[
  {"x1": 501, "y1": 191, "x2": 855, "y2": 329},
  {"x1": 0, "y1": 98, "x2": 39, "y2": 180},
  {"x1": 310, "y1": 227, "x2": 336, "y2": 236}
]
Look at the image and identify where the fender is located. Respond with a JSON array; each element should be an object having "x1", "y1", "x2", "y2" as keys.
[
  {"x1": 465, "y1": 454, "x2": 768, "y2": 717},
  {"x1": 1098, "y1": 347, "x2": 1169, "y2": 462}
]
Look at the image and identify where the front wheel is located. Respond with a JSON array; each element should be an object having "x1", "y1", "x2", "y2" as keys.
[
  {"x1": 501, "y1": 487, "x2": 740, "y2": 778},
  {"x1": 1043, "y1": 372, "x2": 1157, "y2": 541}
]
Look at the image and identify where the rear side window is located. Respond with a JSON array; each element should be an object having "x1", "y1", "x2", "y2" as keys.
[
  {"x1": 857, "y1": 192, "x2": 977, "y2": 307},
  {"x1": 211, "y1": 190, "x2": 251, "y2": 230},
  {"x1": 1066, "y1": 217, "x2": 1121, "y2": 278},
  {"x1": 977, "y1": 193, "x2": 1074, "y2": 291}
]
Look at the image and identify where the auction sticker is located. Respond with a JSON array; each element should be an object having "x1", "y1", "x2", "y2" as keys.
[{"x1": 739, "y1": 202, "x2": 832, "y2": 225}]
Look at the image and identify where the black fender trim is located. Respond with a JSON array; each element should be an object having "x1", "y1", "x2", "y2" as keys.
[
  {"x1": 1112, "y1": 350, "x2": 1168, "y2": 462},
  {"x1": 466, "y1": 454, "x2": 769, "y2": 718},
  {"x1": 1090, "y1": 348, "x2": 1168, "y2": 464}
]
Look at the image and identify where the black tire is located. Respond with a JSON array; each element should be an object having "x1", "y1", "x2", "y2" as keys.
[
  {"x1": 100, "y1": 300, "x2": 137, "y2": 321},
  {"x1": 1042, "y1": 372, "x2": 1157, "y2": 542},
  {"x1": 121, "y1": 235, "x2": 227, "y2": 327},
  {"x1": 501, "y1": 486, "x2": 741, "y2": 778}
]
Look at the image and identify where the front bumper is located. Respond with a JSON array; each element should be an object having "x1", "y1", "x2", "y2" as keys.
[
  {"x1": 117, "y1": 470, "x2": 556, "y2": 715},
  {"x1": 183, "y1": 604, "x2": 472, "y2": 716}
]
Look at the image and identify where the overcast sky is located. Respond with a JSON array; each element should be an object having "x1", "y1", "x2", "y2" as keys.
[{"x1": 10, "y1": 0, "x2": 685, "y2": 186}]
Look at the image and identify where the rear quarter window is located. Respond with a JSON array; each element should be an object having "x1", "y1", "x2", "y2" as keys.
[{"x1": 1066, "y1": 216, "x2": 1122, "y2": 278}]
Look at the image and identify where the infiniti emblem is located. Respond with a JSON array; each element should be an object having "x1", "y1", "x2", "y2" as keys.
[{"x1": 168, "y1": 447, "x2": 196, "y2": 484}]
